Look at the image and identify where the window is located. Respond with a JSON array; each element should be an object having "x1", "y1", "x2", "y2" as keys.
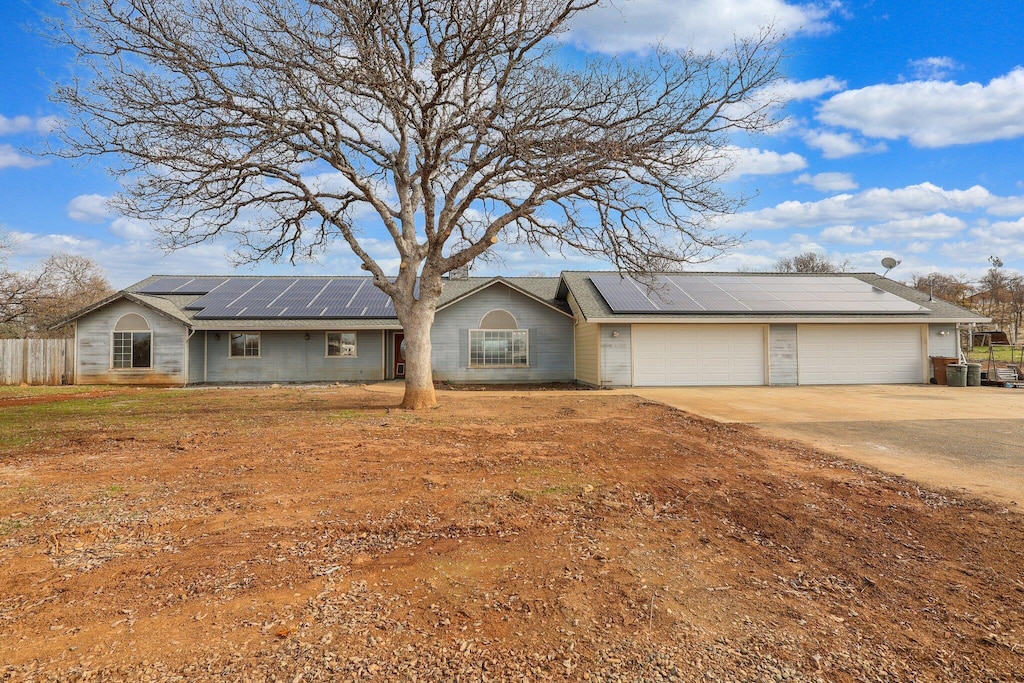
[
  {"x1": 470, "y1": 329, "x2": 529, "y2": 367},
  {"x1": 326, "y1": 331, "x2": 357, "y2": 357},
  {"x1": 229, "y1": 332, "x2": 260, "y2": 357},
  {"x1": 112, "y1": 313, "x2": 152, "y2": 369},
  {"x1": 469, "y1": 309, "x2": 528, "y2": 367}
]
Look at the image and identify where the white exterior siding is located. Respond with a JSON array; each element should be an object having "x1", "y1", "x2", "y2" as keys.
[
  {"x1": 76, "y1": 299, "x2": 188, "y2": 385},
  {"x1": 769, "y1": 324, "x2": 798, "y2": 386},
  {"x1": 431, "y1": 283, "x2": 574, "y2": 383},
  {"x1": 797, "y1": 324, "x2": 924, "y2": 384},
  {"x1": 632, "y1": 324, "x2": 765, "y2": 386},
  {"x1": 928, "y1": 324, "x2": 959, "y2": 358},
  {"x1": 600, "y1": 325, "x2": 632, "y2": 386},
  {"x1": 574, "y1": 319, "x2": 600, "y2": 386}
]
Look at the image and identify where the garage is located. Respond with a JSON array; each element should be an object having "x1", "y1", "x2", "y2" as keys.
[
  {"x1": 633, "y1": 324, "x2": 765, "y2": 386},
  {"x1": 798, "y1": 324, "x2": 923, "y2": 384}
]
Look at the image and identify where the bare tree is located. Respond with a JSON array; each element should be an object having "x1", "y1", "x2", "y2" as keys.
[
  {"x1": 0, "y1": 232, "x2": 40, "y2": 334},
  {"x1": 49, "y1": 0, "x2": 781, "y2": 408},
  {"x1": 1005, "y1": 276, "x2": 1024, "y2": 344},
  {"x1": 907, "y1": 272, "x2": 974, "y2": 307},
  {"x1": 32, "y1": 253, "x2": 114, "y2": 335},
  {"x1": 978, "y1": 260, "x2": 1009, "y2": 321},
  {"x1": 0, "y1": 251, "x2": 113, "y2": 337},
  {"x1": 773, "y1": 251, "x2": 848, "y2": 274}
]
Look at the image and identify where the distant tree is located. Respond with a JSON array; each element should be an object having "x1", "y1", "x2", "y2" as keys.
[
  {"x1": 978, "y1": 259, "x2": 1009, "y2": 320},
  {"x1": 31, "y1": 253, "x2": 114, "y2": 334},
  {"x1": 0, "y1": 250, "x2": 112, "y2": 337},
  {"x1": 773, "y1": 251, "x2": 848, "y2": 273},
  {"x1": 907, "y1": 272, "x2": 974, "y2": 308},
  {"x1": 48, "y1": 0, "x2": 782, "y2": 408},
  {"x1": 1005, "y1": 275, "x2": 1024, "y2": 344}
]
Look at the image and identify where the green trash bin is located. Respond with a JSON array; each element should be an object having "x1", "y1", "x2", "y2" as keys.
[
  {"x1": 946, "y1": 364, "x2": 968, "y2": 387},
  {"x1": 966, "y1": 363, "x2": 982, "y2": 386}
]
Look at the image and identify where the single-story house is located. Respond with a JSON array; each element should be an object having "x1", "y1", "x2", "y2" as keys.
[{"x1": 58, "y1": 271, "x2": 986, "y2": 387}]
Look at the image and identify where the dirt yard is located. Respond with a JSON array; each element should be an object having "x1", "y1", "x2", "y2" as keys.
[{"x1": 1, "y1": 385, "x2": 1022, "y2": 681}]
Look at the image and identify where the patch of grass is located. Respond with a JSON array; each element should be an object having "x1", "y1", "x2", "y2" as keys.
[
  {"x1": 98, "y1": 484, "x2": 124, "y2": 497},
  {"x1": 0, "y1": 385, "x2": 101, "y2": 398},
  {"x1": 965, "y1": 345, "x2": 1023, "y2": 363},
  {"x1": 0, "y1": 516, "x2": 28, "y2": 536},
  {"x1": 327, "y1": 409, "x2": 368, "y2": 420}
]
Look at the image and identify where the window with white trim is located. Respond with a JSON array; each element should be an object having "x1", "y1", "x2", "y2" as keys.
[
  {"x1": 229, "y1": 332, "x2": 260, "y2": 357},
  {"x1": 326, "y1": 331, "x2": 357, "y2": 357},
  {"x1": 469, "y1": 309, "x2": 528, "y2": 367},
  {"x1": 112, "y1": 313, "x2": 152, "y2": 369}
]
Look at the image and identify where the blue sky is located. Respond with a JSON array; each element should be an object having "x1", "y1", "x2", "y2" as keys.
[{"x1": 1, "y1": 0, "x2": 1023, "y2": 289}]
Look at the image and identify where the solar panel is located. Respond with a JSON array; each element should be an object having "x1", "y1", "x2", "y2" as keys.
[
  {"x1": 180, "y1": 277, "x2": 396, "y2": 319},
  {"x1": 136, "y1": 277, "x2": 229, "y2": 294},
  {"x1": 591, "y1": 274, "x2": 927, "y2": 315},
  {"x1": 137, "y1": 277, "x2": 194, "y2": 294}
]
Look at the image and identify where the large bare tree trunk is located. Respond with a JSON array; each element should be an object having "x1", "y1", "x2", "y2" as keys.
[
  {"x1": 396, "y1": 298, "x2": 437, "y2": 410},
  {"x1": 51, "y1": 1, "x2": 783, "y2": 409}
]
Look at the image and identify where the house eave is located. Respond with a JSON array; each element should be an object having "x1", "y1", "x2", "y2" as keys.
[{"x1": 580, "y1": 315, "x2": 989, "y2": 325}]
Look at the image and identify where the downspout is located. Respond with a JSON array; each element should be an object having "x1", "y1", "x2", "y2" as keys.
[
  {"x1": 184, "y1": 326, "x2": 194, "y2": 387},
  {"x1": 204, "y1": 330, "x2": 208, "y2": 384}
]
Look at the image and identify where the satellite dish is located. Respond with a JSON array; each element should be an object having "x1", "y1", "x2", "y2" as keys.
[{"x1": 880, "y1": 256, "x2": 901, "y2": 277}]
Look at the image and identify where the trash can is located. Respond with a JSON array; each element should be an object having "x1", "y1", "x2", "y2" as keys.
[
  {"x1": 946, "y1": 364, "x2": 968, "y2": 387},
  {"x1": 930, "y1": 356, "x2": 958, "y2": 385},
  {"x1": 966, "y1": 363, "x2": 982, "y2": 386}
]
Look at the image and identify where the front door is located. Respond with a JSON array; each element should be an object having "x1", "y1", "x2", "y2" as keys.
[{"x1": 393, "y1": 333, "x2": 405, "y2": 378}]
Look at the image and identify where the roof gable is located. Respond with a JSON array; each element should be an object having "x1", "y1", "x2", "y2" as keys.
[
  {"x1": 435, "y1": 277, "x2": 572, "y2": 317},
  {"x1": 50, "y1": 291, "x2": 193, "y2": 329}
]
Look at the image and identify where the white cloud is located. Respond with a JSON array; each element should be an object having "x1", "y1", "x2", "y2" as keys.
[
  {"x1": 974, "y1": 216, "x2": 1024, "y2": 240},
  {"x1": 818, "y1": 67, "x2": 1024, "y2": 147},
  {"x1": 730, "y1": 182, "x2": 1004, "y2": 231},
  {"x1": 67, "y1": 194, "x2": 114, "y2": 223},
  {"x1": 803, "y1": 130, "x2": 887, "y2": 158},
  {"x1": 767, "y1": 76, "x2": 846, "y2": 102},
  {"x1": 818, "y1": 225, "x2": 873, "y2": 245},
  {"x1": 0, "y1": 114, "x2": 59, "y2": 136},
  {"x1": 0, "y1": 144, "x2": 47, "y2": 169},
  {"x1": 563, "y1": 0, "x2": 835, "y2": 54},
  {"x1": 108, "y1": 217, "x2": 154, "y2": 241},
  {"x1": 725, "y1": 146, "x2": 806, "y2": 178},
  {"x1": 907, "y1": 56, "x2": 960, "y2": 81},
  {"x1": 0, "y1": 115, "x2": 35, "y2": 135},
  {"x1": 871, "y1": 213, "x2": 966, "y2": 240},
  {"x1": 795, "y1": 172, "x2": 858, "y2": 192}
]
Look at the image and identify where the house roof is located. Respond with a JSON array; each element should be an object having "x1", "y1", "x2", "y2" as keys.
[
  {"x1": 58, "y1": 274, "x2": 567, "y2": 330},
  {"x1": 558, "y1": 271, "x2": 988, "y2": 324},
  {"x1": 58, "y1": 270, "x2": 987, "y2": 330}
]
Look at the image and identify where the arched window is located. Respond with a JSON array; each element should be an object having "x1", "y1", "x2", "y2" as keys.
[
  {"x1": 479, "y1": 309, "x2": 518, "y2": 330},
  {"x1": 470, "y1": 309, "x2": 528, "y2": 367},
  {"x1": 112, "y1": 313, "x2": 152, "y2": 369}
]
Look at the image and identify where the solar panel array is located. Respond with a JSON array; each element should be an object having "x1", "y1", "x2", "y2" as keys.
[
  {"x1": 137, "y1": 277, "x2": 230, "y2": 294},
  {"x1": 590, "y1": 274, "x2": 928, "y2": 314},
  {"x1": 139, "y1": 277, "x2": 394, "y2": 318}
]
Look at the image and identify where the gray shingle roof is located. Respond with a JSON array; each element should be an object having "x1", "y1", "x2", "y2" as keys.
[
  {"x1": 61, "y1": 271, "x2": 986, "y2": 330},
  {"x1": 109, "y1": 274, "x2": 567, "y2": 329},
  {"x1": 558, "y1": 271, "x2": 988, "y2": 323}
]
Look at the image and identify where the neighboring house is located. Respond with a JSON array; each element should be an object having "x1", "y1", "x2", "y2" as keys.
[{"x1": 57, "y1": 271, "x2": 986, "y2": 387}]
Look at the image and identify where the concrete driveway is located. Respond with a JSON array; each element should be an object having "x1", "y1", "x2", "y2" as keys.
[{"x1": 630, "y1": 385, "x2": 1024, "y2": 507}]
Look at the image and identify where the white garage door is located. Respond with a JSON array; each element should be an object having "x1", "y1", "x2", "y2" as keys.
[
  {"x1": 632, "y1": 324, "x2": 765, "y2": 386},
  {"x1": 798, "y1": 324, "x2": 923, "y2": 385}
]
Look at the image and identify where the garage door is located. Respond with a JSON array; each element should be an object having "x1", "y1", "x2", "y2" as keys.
[
  {"x1": 632, "y1": 324, "x2": 765, "y2": 386},
  {"x1": 798, "y1": 324, "x2": 923, "y2": 384}
]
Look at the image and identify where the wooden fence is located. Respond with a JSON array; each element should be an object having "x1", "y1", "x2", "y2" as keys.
[{"x1": 0, "y1": 338, "x2": 75, "y2": 386}]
